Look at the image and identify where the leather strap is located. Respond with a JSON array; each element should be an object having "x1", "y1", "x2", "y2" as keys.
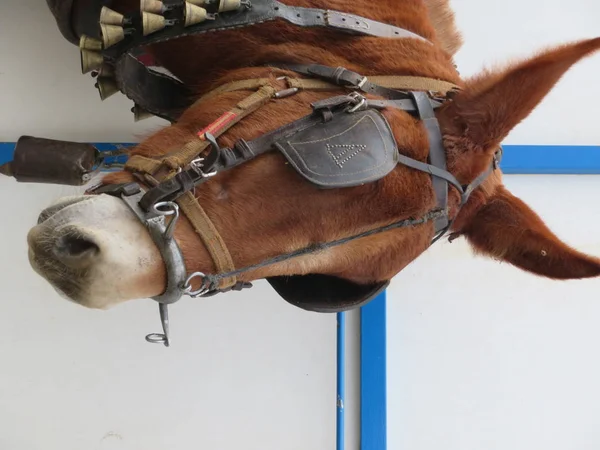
[
  {"x1": 176, "y1": 192, "x2": 238, "y2": 289},
  {"x1": 272, "y1": 63, "x2": 417, "y2": 99},
  {"x1": 410, "y1": 91, "x2": 448, "y2": 234},
  {"x1": 126, "y1": 85, "x2": 280, "y2": 291},
  {"x1": 89, "y1": 0, "x2": 432, "y2": 121}
]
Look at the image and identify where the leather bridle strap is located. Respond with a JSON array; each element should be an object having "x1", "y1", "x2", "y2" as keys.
[
  {"x1": 193, "y1": 74, "x2": 460, "y2": 105},
  {"x1": 267, "y1": 63, "x2": 459, "y2": 99},
  {"x1": 124, "y1": 84, "x2": 279, "y2": 291}
]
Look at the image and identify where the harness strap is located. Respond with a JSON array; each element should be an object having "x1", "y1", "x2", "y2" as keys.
[
  {"x1": 164, "y1": 85, "x2": 277, "y2": 169},
  {"x1": 176, "y1": 192, "x2": 238, "y2": 289},
  {"x1": 410, "y1": 91, "x2": 449, "y2": 235},
  {"x1": 194, "y1": 75, "x2": 459, "y2": 106},
  {"x1": 269, "y1": 63, "x2": 459, "y2": 99},
  {"x1": 124, "y1": 85, "x2": 278, "y2": 291}
]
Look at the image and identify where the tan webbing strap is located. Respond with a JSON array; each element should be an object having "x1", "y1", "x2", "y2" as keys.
[
  {"x1": 125, "y1": 154, "x2": 164, "y2": 174},
  {"x1": 283, "y1": 75, "x2": 459, "y2": 95},
  {"x1": 176, "y1": 192, "x2": 238, "y2": 289},
  {"x1": 194, "y1": 78, "x2": 271, "y2": 104},
  {"x1": 369, "y1": 76, "x2": 459, "y2": 94},
  {"x1": 141, "y1": 85, "x2": 277, "y2": 290},
  {"x1": 196, "y1": 75, "x2": 460, "y2": 98},
  {"x1": 163, "y1": 85, "x2": 277, "y2": 168}
]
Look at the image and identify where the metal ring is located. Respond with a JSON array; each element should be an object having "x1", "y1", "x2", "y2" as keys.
[
  {"x1": 145, "y1": 333, "x2": 170, "y2": 347},
  {"x1": 150, "y1": 201, "x2": 180, "y2": 240},
  {"x1": 150, "y1": 201, "x2": 178, "y2": 216},
  {"x1": 181, "y1": 271, "x2": 210, "y2": 297}
]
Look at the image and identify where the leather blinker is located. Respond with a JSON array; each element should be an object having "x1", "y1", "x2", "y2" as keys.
[{"x1": 273, "y1": 109, "x2": 398, "y2": 189}]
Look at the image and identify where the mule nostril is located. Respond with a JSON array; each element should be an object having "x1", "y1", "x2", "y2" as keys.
[{"x1": 54, "y1": 234, "x2": 100, "y2": 268}]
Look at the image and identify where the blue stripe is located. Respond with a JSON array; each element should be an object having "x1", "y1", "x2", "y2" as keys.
[
  {"x1": 336, "y1": 312, "x2": 345, "y2": 450},
  {"x1": 0, "y1": 142, "x2": 134, "y2": 166},
  {"x1": 360, "y1": 292, "x2": 387, "y2": 450},
  {"x1": 4, "y1": 143, "x2": 600, "y2": 173},
  {"x1": 500, "y1": 145, "x2": 600, "y2": 174}
]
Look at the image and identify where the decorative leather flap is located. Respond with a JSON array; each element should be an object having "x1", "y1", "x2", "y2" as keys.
[{"x1": 273, "y1": 109, "x2": 398, "y2": 188}]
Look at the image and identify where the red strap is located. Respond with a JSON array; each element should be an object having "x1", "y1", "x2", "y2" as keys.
[{"x1": 197, "y1": 111, "x2": 238, "y2": 140}]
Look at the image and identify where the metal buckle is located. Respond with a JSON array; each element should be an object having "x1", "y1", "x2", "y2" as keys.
[
  {"x1": 190, "y1": 157, "x2": 218, "y2": 178},
  {"x1": 356, "y1": 76, "x2": 368, "y2": 89},
  {"x1": 347, "y1": 92, "x2": 367, "y2": 113}
]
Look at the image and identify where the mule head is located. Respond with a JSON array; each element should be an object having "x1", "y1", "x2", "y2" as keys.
[{"x1": 26, "y1": 33, "x2": 600, "y2": 310}]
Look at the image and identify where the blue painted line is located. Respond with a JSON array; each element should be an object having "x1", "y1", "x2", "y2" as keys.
[
  {"x1": 4, "y1": 143, "x2": 600, "y2": 173},
  {"x1": 500, "y1": 145, "x2": 600, "y2": 174},
  {"x1": 0, "y1": 142, "x2": 134, "y2": 166},
  {"x1": 360, "y1": 292, "x2": 387, "y2": 450},
  {"x1": 336, "y1": 312, "x2": 345, "y2": 450}
]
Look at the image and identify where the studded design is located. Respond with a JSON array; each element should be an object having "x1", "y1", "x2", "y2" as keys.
[{"x1": 326, "y1": 144, "x2": 367, "y2": 168}]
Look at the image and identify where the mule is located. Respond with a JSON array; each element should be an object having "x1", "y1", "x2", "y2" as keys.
[{"x1": 27, "y1": 0, "x2": 600, "y2": 316}]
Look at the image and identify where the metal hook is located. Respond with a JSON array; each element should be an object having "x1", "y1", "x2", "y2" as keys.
[
  {"x1": 145, "y1": 303, "x2": 170, "y2": 347},
  {"x1": 150, "y1": 201, "x2": 180, "y2": 240}
]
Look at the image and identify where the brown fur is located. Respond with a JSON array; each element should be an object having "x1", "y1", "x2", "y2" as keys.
[
  {"x1": 101, "y1": 0, "x2": 600, "y2": 291},
  {"x1": 423, "y1": 0, "x2": 464, "y2": 55}
]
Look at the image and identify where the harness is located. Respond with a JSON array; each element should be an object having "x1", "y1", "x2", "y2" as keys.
[{"x1": 33, "y1": 0, "x2": 502, "y2": 346}]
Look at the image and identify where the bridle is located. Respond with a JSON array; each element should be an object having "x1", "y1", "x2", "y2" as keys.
[{"x1": 75, "y1": 0, "x2": 503, "y2": 347}]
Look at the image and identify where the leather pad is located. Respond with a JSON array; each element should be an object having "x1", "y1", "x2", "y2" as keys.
[{"x1": 273, "y1": 109, "x2": 398, "y2": 188}]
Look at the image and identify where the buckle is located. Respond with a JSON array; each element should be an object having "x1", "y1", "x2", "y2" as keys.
[{"x1": 347, "y1": 92, "x2": 367, "y2": 113}]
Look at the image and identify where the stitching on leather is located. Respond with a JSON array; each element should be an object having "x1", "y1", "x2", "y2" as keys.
[
  {"x1": 282, "y1": 113, "x2": 396, "y2": 185},
  {"x1": 326, "y1": 144, "x2": 367, "y2": 168}
]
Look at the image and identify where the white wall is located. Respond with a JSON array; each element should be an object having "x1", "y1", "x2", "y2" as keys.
[
  {"x1": 0, "y1": 2, "x2": 358, "y2": 449},
  {"x1": 387, "y1": 1, "x2": 600, "y2": 449}
]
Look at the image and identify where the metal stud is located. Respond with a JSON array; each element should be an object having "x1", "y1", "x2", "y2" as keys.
[
  {"x1": 131, "y1": 104, "x2": 154, "y2": 121},
  {"x1": 79, "y1": 35, "x2": 103, "y2": 51},
  {"x1": 185, "y1": 3, "x2": 208, "y2": 26},
  {"x1": 80, "y1": 50, "x2": 104, "y2": 74},
  {"x1": 142, "y1": 12, "x2": 175, "y2": 36},
  {"x1": 140, "y1": 0, "x2": 166, "y2": 14},
  {"x1": 99, "y1": 6, "x2": 127, "y2": 25},
  {"x1": 95, "y1": 77, "x2": 119, "y2": 100},
  {"x1": 100, "y1": 23, "x2": 126, "y2": 48},
  {"x1": 218, "y1": 0, "x2": 241, "y2": 12}
]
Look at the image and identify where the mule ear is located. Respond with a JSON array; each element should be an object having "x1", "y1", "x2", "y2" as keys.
[
  {"x1": 459, "y1": 186, "x2": 600, "y2": 280},
  {"x1": 440, "y1": 37, "x2": 600, "y2": 152}
]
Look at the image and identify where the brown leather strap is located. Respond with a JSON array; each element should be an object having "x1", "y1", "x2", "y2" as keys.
[
  {"x1": 125, "y1": 85, "x2": 279, "y2": 291},
  {"x1": 193, "y1": 75, "x2": 459, "y2": 107},
  {"x1": 164, "y1": 85, "x2": 277, "y2": 168},
  {"x1": 176, "y1": 192, "x2": 238, "y2": 289}
]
